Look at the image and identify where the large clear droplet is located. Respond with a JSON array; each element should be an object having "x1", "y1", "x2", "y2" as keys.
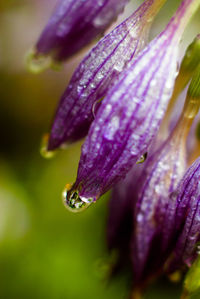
[
  {"x1": 40, "y1": 134, "x2": 56, "y2": 159},
  {"x1": 62, "y1": 185, "x2": 93, "y2": 213}
]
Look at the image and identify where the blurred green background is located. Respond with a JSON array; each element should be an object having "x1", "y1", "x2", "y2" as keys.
[{"x1": 0, "y1": 1, "x2": 200, "y2": 298}]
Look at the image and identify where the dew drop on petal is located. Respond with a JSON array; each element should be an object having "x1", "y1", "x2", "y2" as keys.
[
  {"x1": 136, "y1": 152, "x2": 148, "y2": 164},
  {"x1": 26, "y1": 49, "x2": 61, "y2": 73},
  {"x1": 92, "y1": 98, "x2": 103, "y2": 118},
  {"x1": 40, "y1": 134, "x2": 56, "y2": 159},
  {"x1": 26, "y1": 49, "x2": 53, "y2": 73},
  {"x1": 196, "y1": 242, "x2": 200, "y2": 255},
  {"x1": 62, "y1": 185, "x2": 93, "y2": 213}
]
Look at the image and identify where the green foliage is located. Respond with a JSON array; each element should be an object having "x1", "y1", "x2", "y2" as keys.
[{"x1": 184, "y1": 256, "x2": 200, "y2": 296}]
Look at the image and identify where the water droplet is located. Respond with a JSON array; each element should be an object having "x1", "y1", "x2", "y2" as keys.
[
  {"x1": 92, "y1": 97, "x2": 103, "y2": 118},
  {"x1": 62, "y1": 185, "x2": 93, "y2": 213},
  {"x1": 93, "y1": 15, "x2": 107, "y2": 28},
  {"x1": 196, "y1": 241, "x2": 200, "y2": 255},
  {"x1": 40, "y1": 134, "x2": 56, "y2": 159},
  {"x1": 136, "y1": 152, "x2": 148, "y2": 164},
  {"x1": 26, "y1": 49, "x2": 61, "y2": 74}
]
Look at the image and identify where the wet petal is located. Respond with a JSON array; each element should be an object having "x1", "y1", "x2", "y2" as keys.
[
  {"x1": 165, "y1": 158, "x2": 200, "y2": 272},
  {"x1": 131, "y1": 117, "x2": 188, "y2": 282},
  {"x1": 33, "y1": 0, "x2": 129, "y2": 63},
  {"x1": 48, "y1": 0, "x2": 165, "y2": 150},
  {"x1": 66, "y1": 0, "x2": 198, "y2": 206}
]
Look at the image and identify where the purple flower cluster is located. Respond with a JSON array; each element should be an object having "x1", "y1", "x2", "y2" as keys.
[
  {"x1": 32, "y1": 0, "x2": 200, "y2": 296},
  {"x1": 47, "y1": 0, "x2": 165, "y2": 150}
]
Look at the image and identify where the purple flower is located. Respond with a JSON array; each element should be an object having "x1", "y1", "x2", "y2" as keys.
[
  {"x1": 131, "y1": 120, "x2": 188, "y2": 283},
  {"x1": 47, "y1": 0, "x2": 165, "y2": 151},
  {"x1": 33, "y1": 0, "x2": 129, "y2": 64},
  {"x1": 105, "y1": 36, "x2": 200, "y2": 290},
  {"x1": 64, "y1": 0, "x2": 198, "y2": 211},
  {"x1": 131, "y1": 62, "x2": 200, "y2": 283},
  {"x1": 165, "y1": 157, "x2": 200, "y2": 273}
]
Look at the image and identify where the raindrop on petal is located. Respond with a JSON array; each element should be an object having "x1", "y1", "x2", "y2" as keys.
[
  {"x1": 26, "y1": 49, "x2": 61, "y2": 74},
  {"x1": 40, "y1": 134, "x2": 56, "y2": 159},
  {"x1": 62, "y1": 184, "x2": 93, "y2": 213}
]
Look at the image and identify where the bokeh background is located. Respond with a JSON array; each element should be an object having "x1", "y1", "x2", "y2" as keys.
[{"x1": 0, "y1": 0, "x2": 200, "y2": 298}]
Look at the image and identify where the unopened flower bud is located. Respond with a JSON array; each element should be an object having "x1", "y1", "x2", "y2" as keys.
[
  {"x1": 27, "y1": 0, "x2": 129, "y2": 71},
  {"x1": 47, "y1": 0, "x2": 166, "y2": 151}
]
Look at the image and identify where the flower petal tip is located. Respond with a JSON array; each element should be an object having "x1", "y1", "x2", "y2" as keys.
[{"x1": 35, "y1": 0, "x2": 129, "y2": 63}]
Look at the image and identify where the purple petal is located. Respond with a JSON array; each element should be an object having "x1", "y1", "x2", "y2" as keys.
[
  {"x1": 162, "y1": 157, "x2": 200, "y2": 253},
  {"x1": 64, "y1": 0, "x2": 199, "y2": 211},
  {"x1": 48, "y1": 0, "x2": 159, "y2": 150},
  {"x1": 107, "y1": 163, "x2": 144, "y2": 251},
  {"x1": 67, "y1": 11, "x2": 186, "y2": 202},
  {"x1": 131, "y1": 124, "x2": 187, "y2": 282},
  {"x1": 165, "y1": 158, "x2": 200, "y2": 272},
  {"x1": 36, "y1": 0, "x2": 129, "y2": 62}
]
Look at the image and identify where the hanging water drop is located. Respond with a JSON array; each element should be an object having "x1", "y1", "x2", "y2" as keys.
[
  {"x1": 40, "y1": 134, "x2": 56, "y2": 159},
  {"x1": 26, "y1": 49, "x2": 61, "y2": 73},
  {"x1": 92, "y1": 97, "x2": 104, "y2": 118},
  {"x1": 62, "y1": 184, "x2": 93, "y2": 213}
]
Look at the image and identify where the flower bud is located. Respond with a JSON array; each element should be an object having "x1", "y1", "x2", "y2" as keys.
[
  {"x1": 131, "y1": 112, "x2": 188, "y2": 283},
  {"x1": 28, "y1": 0, "x2": 129, "y2": 71},
  {"x1": 47, "y1": 0, "x2": 166, "y2": 151},
  {"x1": 165, "y1": 158, "x2": 200, "y2": 273},
  {"x1": 65, "y1": 0, "x2": 200, "y2": 211},
  {"x1": 161, "y1": 64, "x2": 200, "y2": 258}
]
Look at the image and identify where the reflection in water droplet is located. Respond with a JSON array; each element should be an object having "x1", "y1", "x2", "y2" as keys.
[
  {"x1": 26, "y1": 48, "x2": 61, "y2": 74},
  {"x1": 40, "y1": 134, "x2": 56, "y2": 159},
  {"x1": 62, "y1": 185, "x2": 93, "y2": 213}
]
